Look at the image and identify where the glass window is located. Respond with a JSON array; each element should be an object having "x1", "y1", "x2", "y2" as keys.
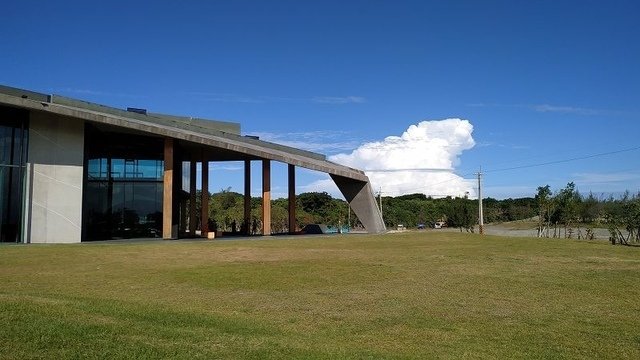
[
  {"x1": 88, "y1": 158, "x2": 108, "y2": 179},
  {"x1": 83, "y1": 125, "x2": 164, "y2": 241},
  {"x1": 0, "y1": 106, "x2": 29, "y2": 243}
]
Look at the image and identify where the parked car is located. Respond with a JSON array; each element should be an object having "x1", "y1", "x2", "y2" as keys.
[{"x1": 433, "y1": 221, "x2": 446, "y2": 229}]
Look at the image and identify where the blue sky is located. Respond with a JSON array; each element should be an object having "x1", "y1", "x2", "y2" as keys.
[{"x1": 2, "y1": 0, "x2": 639, "y2": 199}]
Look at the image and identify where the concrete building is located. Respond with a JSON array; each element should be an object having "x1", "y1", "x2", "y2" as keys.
[{"x1": 0, "y1": 85, "x2": 385, "y2": 244}]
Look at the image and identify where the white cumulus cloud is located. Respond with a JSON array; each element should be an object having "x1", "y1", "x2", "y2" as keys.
[{"x1": 327, "y1": 119, "x2": 477, "y2": 197}]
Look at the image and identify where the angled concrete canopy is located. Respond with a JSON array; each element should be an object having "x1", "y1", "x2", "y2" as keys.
[
  {"x1": 0, "y1": 85, "x2": 386, "y2": 243},
  {"x1": 330, "y1": 174, "x2": 386, "y2": 234}
]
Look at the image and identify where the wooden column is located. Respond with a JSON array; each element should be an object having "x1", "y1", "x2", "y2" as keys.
[
  {"x1": 162, "y1": 138, "x2": 174, "y2": 239},
  {"x1": 262, "y1": 160, "x2": 271, "y2": 235},
  {"x1": 201, "y1": 159, "x2": 209, "y2": 237},
  {"x1": 244, "y1": 159, "x2": 251, "y2": 235},
  {"x1": 189, "y1": 158, "x2": 197, "y2": 236},
  {"x1": 288, "y1": 164, "x2": 296, "y2": 234}
]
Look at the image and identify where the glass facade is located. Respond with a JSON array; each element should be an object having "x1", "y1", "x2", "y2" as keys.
[
  {"x1": 83, "y1": 125, "x2": 164, "y2": 240},
  {"x1": 0, "y1": 106, "x2": 28, "y2": 243}
]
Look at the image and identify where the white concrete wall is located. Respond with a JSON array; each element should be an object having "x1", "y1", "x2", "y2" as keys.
[{"x1": 25, "y1": 112, "x2": 84, "y2": 243}]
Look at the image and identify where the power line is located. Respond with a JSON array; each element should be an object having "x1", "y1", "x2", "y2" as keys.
[
  {"x1": 364, "y1": 168, "x2": 454, "y2": 172},
  {"x1": 364, "y1": 146, "x2": 640, "y2": 179},
  {"x1": 363, "y1": 146, "x2": 640, "y2": 196},
  {"x1": 484, "y1": 146, "x2": 640, "y2": 174},
  {"x1": 374, "y1": 172, "x2": 476, "y2": 194}
]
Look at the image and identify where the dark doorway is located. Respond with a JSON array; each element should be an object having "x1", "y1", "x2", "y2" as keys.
[{"x1": 0, "y1": 106, "x2": 29, "y2": 243}]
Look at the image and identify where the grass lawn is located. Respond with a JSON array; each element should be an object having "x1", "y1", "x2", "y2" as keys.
[{"x1": 1, "y1": 232, "x2": 639, "y2": 359}]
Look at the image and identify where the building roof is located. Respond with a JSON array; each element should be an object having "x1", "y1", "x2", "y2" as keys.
[{"x1": 0, "y1": 85, "x2": 367, "y2": 181}]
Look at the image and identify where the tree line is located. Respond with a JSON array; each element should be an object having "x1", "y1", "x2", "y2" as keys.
[
  {"x1": 535, "y1": 182, "x2": 640, "y2": 245},
  {"x1": 203, "y1": 189, "x2": 534, "y2": 233},
  {"x1": 202, "y1": 185, "x2": 640, "y2": 245},
  {"x1": 201, "y1": 189, "x2": 350, "y2": 234}
]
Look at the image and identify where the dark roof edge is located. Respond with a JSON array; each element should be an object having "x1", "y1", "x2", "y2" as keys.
[
  {"x1": 0, "y1": 84, "x2": 242, "y2": 134},
  {"x1": 0, "y1": 84, "x2": 50, "y2": 102},
  {"x1": 0, "y1": 84, "x2": 328, "y2": 162},
  {"x1": 0, "y1": 91, "x2": 367, "y2": 182}
]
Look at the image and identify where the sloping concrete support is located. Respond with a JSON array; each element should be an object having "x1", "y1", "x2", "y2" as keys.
[{"x1": 330, "y1": 174, "x2": 386, "y2": 234}]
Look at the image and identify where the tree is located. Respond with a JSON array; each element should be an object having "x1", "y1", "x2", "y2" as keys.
[
  {"x1": 606, "y1": 192, "x2": 640, "y2": 245},
  {"x1": 209, "y1": 188, "x2": 243, "y2": 232},
  {"x1": 622, "y1": 194, "x2": 640, "y2": 243},
  {"x1": 553, "y1": 182, "x2": 579, "y2": 238},
  {"x1": 580, "y1": 192, "x2": 601, "y2": 224},
  {"x1": 298, "y1": 192, "x2": 333, "y2": 218},
  {"x1": 446, "y1": 197, "x2": 476, "y2": 232},
  {"x1": 535, "y1": 185, "x2": 552, "y2": 237}
]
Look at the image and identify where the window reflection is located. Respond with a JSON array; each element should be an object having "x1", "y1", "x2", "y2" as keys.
[
  {"x1": 83, "y1": 125, "x2": 164, "y2": 241},
  {"x1": 88, "y1": 158, "x2": 163, "y2": 180}
]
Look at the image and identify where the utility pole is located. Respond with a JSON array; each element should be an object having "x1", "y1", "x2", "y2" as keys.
[{"x1": 477, "y1": 168, "x2": 484, "y2": 235}]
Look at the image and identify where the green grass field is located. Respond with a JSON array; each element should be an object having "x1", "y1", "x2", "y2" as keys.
[{"x1": 1, "y1": 232, "x2": 639, "y2": 359}]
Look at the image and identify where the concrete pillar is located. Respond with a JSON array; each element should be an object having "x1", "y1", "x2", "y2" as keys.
[
  {"x1": 178, "y1": 161, "x2": 186, "y2": 236},
  {"x1": 201, "y1": 159, "x2": 209, "y2": 237},
  {"x1": 26, "y1": 112, "x2": 84, "y2": 243},
  {"x1": 244, "y1": 159, "x2": 251, "y2": 235},
  {"x1": 262, "y1": 160, "x2": 271, "y2": 235},
  {"x1": 162, "y1": 138, "x2": 174, "y2": 239},
  {"x1": 288, "y1": 164, "x2": 296, "y2": 234},
  {"x1": 189, "y1": 159, "x2": 197, "y2": 236}
]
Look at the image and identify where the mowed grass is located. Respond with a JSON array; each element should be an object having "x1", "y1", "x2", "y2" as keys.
[{"x1": 1, "y1": 232, "x2": 639, "y2": 359}]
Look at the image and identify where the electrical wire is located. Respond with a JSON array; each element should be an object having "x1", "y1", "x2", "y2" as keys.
[
  {"x1": 365, "y1": 145, "x2": 640, "y2": 195},
  {"x1": 364, "y1": 168, "x2": 454, "y2": 172},
  {"x1": 483, "y1": 145, "x2": 640, "y2": 173}
]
